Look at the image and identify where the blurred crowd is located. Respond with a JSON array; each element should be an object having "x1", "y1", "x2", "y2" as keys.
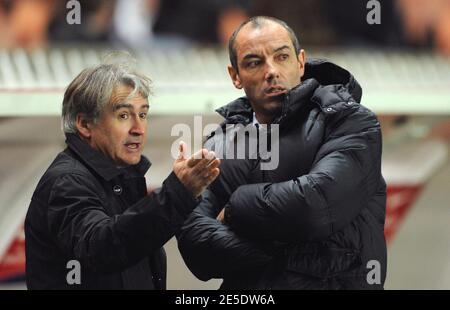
[
  {"x1": 0, "y1": 0, "x2": 449, "y2": 55},
  {"x1": 0, "y1": 0, "x2": 250, "y2": 49}
]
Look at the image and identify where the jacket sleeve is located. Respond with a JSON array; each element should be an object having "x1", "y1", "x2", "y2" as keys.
[
  {"x1": 224, "y1": 105, "x2": 383, "y2": 242},
  {"x1": 176, "y1": 190, "x2": 274, "y2": 281},
  {"x1": 47, "y1": 171, "x2": 198, "y2": 273}
]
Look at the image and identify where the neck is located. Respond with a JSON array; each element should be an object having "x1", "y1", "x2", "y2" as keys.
[{"x1": 254, "y1": 112, "x2": 274, "y2": 124}]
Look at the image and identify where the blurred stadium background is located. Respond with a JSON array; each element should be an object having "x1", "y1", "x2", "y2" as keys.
[{"x1": 0, "y1": 0, "x2": 449, "y2": 290}]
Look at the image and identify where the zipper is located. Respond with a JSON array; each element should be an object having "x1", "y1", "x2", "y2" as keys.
[{"x1": 270, "y1": 93, "x2": 290, "y2": 126}]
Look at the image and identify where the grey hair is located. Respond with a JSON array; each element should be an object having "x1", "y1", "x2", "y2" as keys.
[
  {"x1": 62, "y1": 52, "x2": 152, "y2": 134},
  {"x1": 228, "y1": 16, "x2": 301, "y2": 74}
]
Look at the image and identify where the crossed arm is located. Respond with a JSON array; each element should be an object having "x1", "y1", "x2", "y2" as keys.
[{"x1": 177, "y1": 106, "x2": 383, "y2": 280}]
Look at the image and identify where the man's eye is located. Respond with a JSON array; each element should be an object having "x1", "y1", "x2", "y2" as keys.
[
  {"x1": 119, "y1": 113, "x2": 129, "y2": 120},
  {"x1": 247, "y1": 60, "x2": 261, "y2": 68},
  {"x1": 139, "y1": 112, "x2": 147, "y2": 119},
  {"x1": 278, "y1": 54, "x2": 289, "y2": 61}
]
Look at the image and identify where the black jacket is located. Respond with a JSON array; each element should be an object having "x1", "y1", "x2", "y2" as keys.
[
  {"x1": 177, "y1": 59, "x2": 387, "y2": 289},
  {"x1": 25, "y1": 133, "x2": 199, "y2": 289}
]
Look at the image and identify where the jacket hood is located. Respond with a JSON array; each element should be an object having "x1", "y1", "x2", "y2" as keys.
[
  {"x1": 216, "y1": 59, "x2": 362, "y2": 122},
  {"x1": 302, "y1": 58, "x2": 362, "y2": 103}
]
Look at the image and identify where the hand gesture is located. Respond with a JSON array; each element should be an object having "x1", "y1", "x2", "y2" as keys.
[{"x1": 173, "y1": 141, "x2": 220, "y2": 197}]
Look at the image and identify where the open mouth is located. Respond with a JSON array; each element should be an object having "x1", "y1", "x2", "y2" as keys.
[
  {"x1": 125, "y1": 143, "x2": 141, "y2": 150},
  {"x1": 265, "y1": 86, "x2": 287, "y2": 97}
]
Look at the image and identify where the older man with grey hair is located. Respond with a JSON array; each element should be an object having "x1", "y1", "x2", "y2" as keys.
[{"x1": 25, "y1": 57, "x2": 220, "y2": 289}]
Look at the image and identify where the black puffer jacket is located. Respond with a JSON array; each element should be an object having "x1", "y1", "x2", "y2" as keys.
[
  {"x1": 25, "y1": 133, "x2": 199, "y2": 289},
  {"x1": 177, "y1": 59, "x2": 387, "y2": 289}
]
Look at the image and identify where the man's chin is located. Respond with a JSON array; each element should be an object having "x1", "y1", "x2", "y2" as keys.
[
  {"x1": 262, "y1": 101, "x2": 282, "y2": 115},
  {"x1": 117, "y1": 155, "x2": 141, "y2": 167}
]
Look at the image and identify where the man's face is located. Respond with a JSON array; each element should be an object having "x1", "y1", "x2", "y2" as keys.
[
  {"x1": 228, "y1": 21, "x2": 305, "y2": 122},
  {"x1": 87, "y1": 85, "x2": 149, "y2": 167}
]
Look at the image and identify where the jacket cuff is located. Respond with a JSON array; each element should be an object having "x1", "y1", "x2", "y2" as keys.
[{"x1": 164, "y1": 172, "x2": 201, "y2": 217}]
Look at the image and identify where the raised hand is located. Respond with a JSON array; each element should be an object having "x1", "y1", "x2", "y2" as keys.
[{"x1": 173, "y1": 141, "x2": 220, "y2": 197}]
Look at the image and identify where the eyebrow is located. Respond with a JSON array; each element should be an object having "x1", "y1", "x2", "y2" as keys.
[
  {"x1": 242, "y1": 53, "x2": 261, "y2": 61},
  {"x1": 242, "y1": 45, "x2": 291, "y2": 61},
  {"x1": 274, "y1": 45, "x2": 290, "y2": 53},
  {"x1": 113, "y1": 103, "x2": 150, "y2": 111}
]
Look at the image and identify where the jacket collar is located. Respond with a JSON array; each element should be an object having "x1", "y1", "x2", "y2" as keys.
[
  {"x1": 216, "y1": 78, "x2": 319, "y2": 124},
  {"x1": 215, "y1": 58, "x2": 362, "y2": 123},
  {"x1": 65, "y1": 133, "x2": 151, "y2": 181},
  {"x1": 215, "y1": 97, "x2": 253, "y2": 124}
]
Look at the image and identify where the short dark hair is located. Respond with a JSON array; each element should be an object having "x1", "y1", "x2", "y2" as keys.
[{"x1": 228, "y1": 16, "x2": 301, "y2": 73}]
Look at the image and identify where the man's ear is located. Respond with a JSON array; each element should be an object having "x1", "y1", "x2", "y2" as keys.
[
  {"x1": 75, "y1": 114, "x2": 93, "y2": 139},
  {"x1": 297, "y1": 49, "x2": 306, "y2": 79},
  {"x1": 227, "y1": 64, "x2": 243, "y2": 89}
]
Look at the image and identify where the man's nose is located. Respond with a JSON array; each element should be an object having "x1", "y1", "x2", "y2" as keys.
[
  {"x1": 264, "y1": 61, "x2": 279, "y2": 82},
  {"x1": 130, "y1": 117, "x2": 146, "y2": 135}
]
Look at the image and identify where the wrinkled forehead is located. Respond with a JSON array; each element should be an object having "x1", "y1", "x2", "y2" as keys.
[
  {"x1": 235, "y1": 22, "x2": 294, "y2": 57},
  {"x1": 105, "y1": 85, "x2": 129, "y2": 109},
  {"x1": 108, "y1": 85, "x2": 147, "y2": 110}
]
